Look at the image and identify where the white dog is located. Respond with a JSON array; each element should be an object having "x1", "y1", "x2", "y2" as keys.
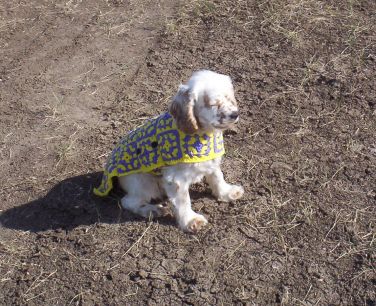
[{"x1": 94, "y1": 70, "x2": 244, "y2": 233}]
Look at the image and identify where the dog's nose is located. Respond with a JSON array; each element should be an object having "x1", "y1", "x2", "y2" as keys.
[{"x1": 229, "y1": 111, "x2": 239, "y2": 120}]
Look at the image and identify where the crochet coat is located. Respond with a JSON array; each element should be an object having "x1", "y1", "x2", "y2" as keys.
[{"x1": 94, "y1": 112, "x2": 225, "y2": 196}]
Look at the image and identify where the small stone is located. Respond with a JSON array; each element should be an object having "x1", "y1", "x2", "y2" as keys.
[{"x1": 139, "y1": 270, "x2": 148, "y2": 279}]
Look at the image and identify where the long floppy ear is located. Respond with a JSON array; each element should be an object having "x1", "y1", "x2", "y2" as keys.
[{"x1": 169, "y1": 84, "x2": 199, "y2": 134}]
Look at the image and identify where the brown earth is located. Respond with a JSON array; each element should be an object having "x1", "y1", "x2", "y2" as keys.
[{"x1": 0, "y1": 0, "x2": 375, "y2": 305}]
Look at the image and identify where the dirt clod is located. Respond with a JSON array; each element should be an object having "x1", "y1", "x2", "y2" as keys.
[{"x1": 1, "y1": 0, "x2": 375, "y2": 305}]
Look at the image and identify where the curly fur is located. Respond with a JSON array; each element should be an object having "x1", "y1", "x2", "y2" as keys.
[
  {"x1": 118, "y1": 70, "x2": 244, "y2": 233},
  {"x1": 169, "y1": 85, "x2": 199, "y2": 134}
]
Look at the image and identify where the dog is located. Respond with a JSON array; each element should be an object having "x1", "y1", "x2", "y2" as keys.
[{"x1": 94, "y1": 70, "x2": 244, "y2": 233}]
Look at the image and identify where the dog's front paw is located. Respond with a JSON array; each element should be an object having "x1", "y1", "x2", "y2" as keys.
[
  {"x1": 218, "y1": 185, "x2": 244, "y2": 202},
  {"x1": 229, "y1": 185, "x2": 244, "y2": 200},
  {"x1": 180, "y1": 213, "x2": 208, "y2": 234}
]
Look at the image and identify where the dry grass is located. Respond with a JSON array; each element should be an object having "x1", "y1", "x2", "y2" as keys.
[
  {"x1": 0, "y1": 234, "x2": 33, "y2": 294},
  {"x1": 0, "y1": 0, "x2": 375, "y2": 304}
]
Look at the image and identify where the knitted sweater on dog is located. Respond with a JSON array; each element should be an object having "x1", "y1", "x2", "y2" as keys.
[{"x1": 94, "y1": 112, "x2": 225, "y2": 196}]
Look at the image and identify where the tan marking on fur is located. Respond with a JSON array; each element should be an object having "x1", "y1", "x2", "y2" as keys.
[
  {"x1": 215, "y1": 99, "x2": 223, "y2": 107},
  {"x1": 225, "y1": 94, "x2": 237, "y2": 106},
  {"x1": 169, "y1": 89, "x2": 199, "y2": 134},
  {"x1": 204, "y1": 93, "x2": 211, "y2": 106},
  {"x1": 204, "y1": 97, "x2": 223, "y2": 108}
]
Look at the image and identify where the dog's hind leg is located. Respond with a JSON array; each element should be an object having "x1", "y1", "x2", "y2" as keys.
[
  {"x1": 120, "y1": 194, "x2": 166, "y2": 218},
  {"x1": 118, "y1": 173, "x2": 167, "y2": 218}
]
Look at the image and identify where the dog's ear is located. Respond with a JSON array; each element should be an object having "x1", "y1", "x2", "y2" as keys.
[{"x1": 169, "y1": 84, "x2": 199, "y2": 134}]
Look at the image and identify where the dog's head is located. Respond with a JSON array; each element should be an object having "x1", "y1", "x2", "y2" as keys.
[{"x1": 169, "y1": 70, "x2": 239, "y2": 134}]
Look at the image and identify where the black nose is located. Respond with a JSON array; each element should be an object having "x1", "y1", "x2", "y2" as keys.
[{"x1": 229, "y1": 111, "x2": 239, "y2": 120}]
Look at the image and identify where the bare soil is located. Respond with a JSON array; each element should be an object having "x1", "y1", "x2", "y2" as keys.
[{"x1": 0, "y1": 0, "x2": 375, "y2": 305}]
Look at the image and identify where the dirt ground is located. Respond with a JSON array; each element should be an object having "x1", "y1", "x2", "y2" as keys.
[{"x1": 0, "y1": 0, "x2": 375, "y2": 305}]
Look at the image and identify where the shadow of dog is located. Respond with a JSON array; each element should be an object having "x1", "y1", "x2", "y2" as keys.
[{"x1": 0, "y1": 172, "x2": 174, "y2": 232}]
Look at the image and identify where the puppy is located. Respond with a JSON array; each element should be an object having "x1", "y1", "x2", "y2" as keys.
[{"x1": 94, "y1": 70, "x2": 244, "y2": 233}]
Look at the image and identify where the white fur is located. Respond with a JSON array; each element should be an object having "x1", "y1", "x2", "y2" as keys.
[{"x1": 119, "y1": 70, "x2": 244, "y2": 233}]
